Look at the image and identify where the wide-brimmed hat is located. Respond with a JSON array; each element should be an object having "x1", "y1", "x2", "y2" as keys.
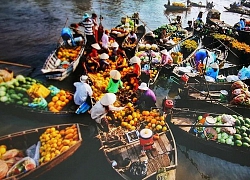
[
  {"x1": 91, "y1": 43, "x2": 101, "y2": 50},
  {"x1": 100, "y1": 93, "x2": 116, "y2": 106},
  {"x1": 80, "y1": 75, "x2": 88, "y2": 83},
  {"x1": 100, "y1": 53, "x2": 109, "y2": 59},
  {"x1": 110, "y1": 70, "x2": 121, "y2": 80},
  {"x1": 138, "y1": 82, "x2": 149, "y2": 91},
  {"x1": 210, "y1": 63, "x2": 219, "y2": 69},
  {"x1": 160, "y1": 49, "x2": 170, "y2": 55},
  {"x1": 129, "y1": 56, "x2": 141, "y2": 64},
  {"x1": 83, "y1": 13, "x2": 90, "y2": 19},
  {"x1": 111, "y1": 42, "x2": 119, "y2": 48}
]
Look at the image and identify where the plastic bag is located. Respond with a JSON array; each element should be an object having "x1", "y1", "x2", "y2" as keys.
[
  {"x1": 48, "y1": 85, "x2": 60, "y2": 96},
  {"x1": 238, "y1": 66, "x2": 250, "y2": 80}
]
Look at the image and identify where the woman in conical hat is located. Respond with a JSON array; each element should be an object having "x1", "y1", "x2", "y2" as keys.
[
  {"x1": 106, "y1": 70, "x2": 124, "y2": 93},
  {"x1": 160, "y1": 49, "x2": 173, "y2": 66},
  {"x1": 90, "y1": 93, "x2": 126, "y2": 132}
]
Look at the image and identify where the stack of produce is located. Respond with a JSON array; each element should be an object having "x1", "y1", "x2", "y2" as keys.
[
  {"x1": 39, "y1": 124, "x2": 79, "y2": 164},
  {"x1": 0, "y1": 146, "x2": 35, "y2": 178},
  {"x1": 153, "y1": 24, "x2": 178, "y2": 37},
  {"x1": 107, "y1": 106, "x2": 168, "y2": 134},
  {"x1": 195, "y1": 114, "x2": 250, "y2": 147},
  {"x1": 172, "y1": 2, "x2": 185, "y2": 7},
  {"x1": 0, "y1": 74, "x2": 73, "y2": 112},
  {"x1": 181, "y1": 39, "x2": 198, "y2": 52},
  {"x1": 230, "y1": 81, "x2": 250, "y2": 106},
  {"x1": 212, "y1": 33, "x2": 250, "y2": 54},
  {"x1": 56, "y1": 46, "x2": 82, "y2": 69},
  {"x1": 170, "y1": 52, "x2": 183, "y2": 64}
]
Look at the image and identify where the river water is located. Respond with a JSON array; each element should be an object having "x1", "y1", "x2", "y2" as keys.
[{"x1": 0, "y1": 0, "x2": 250, "y2": 179}]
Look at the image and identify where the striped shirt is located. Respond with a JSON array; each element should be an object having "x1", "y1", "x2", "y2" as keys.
[{"x1": 80, "y1": 19, "x2": 94, "y2": 35}]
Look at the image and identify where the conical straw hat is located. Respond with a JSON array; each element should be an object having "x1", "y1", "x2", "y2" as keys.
[
  {"x1": 110, "y1": 70, "x2": 121, "y2": 80},
  {"x1": 100, "y1": 53, "x2": 109, "y2": 59},
  {"x1": 129, "y1": 56, "x2": 141, "y2": 64},
  {"x1": 91, "y1": 43, "x2": 101, "y2": 50},
  {"x1": 100, "y1": 93, "x2": 116, "y2": 106}
]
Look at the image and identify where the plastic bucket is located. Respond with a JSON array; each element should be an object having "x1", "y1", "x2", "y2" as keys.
[{"x1": 139, "y1": 129, "x2": 154, "y2": 150}]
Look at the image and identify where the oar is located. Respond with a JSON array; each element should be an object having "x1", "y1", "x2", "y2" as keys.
[
  {"x1": 174, "y1": 124, "x2": 235, "y2": 127},
  {"x1": 0, "y1": 60, "x2": 32, "y2": 68}
]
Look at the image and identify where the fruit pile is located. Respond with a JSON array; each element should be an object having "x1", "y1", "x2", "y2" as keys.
[
  {"x1": 39, "y1": 124, "x2": 79, "y2": 164},
  {"x1": 56, "y1": 46, "x2": 82, "y2": 62},
  {"x1": 181, "y1": 39, "x2": 198, "y2": 52},
  {"x1": 171, "y1": 52, "x2": 183, "y2": 64},
  {"x1": 172, "y1": 2, "x2": 185, "y2": 7},
  {"x1": 47, "y1": 90, "x2": 73, "y2": 113},
  {"x1": 108, "y1": 105, "x2": 168, "y2": 133}
]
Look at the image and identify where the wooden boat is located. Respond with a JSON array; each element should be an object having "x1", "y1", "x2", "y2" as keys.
[
  {"x1": 134, "y1": 32, "x2": 162, "y2": 85},
  {"x1": 172, "y1": 38, "x2": 234, "y2": 82},
  {"x1": 224, "y1": 6, "x2": 250, "y2": 16},
  {"x1": 0, "y1": 123, "x2": 82, "y2": 179},
  {"x1": 110, "y1": 13, "x2": 142, "y2": 46},
  {"x1": 41, "y1": 29, "x2": 85, "y2": 81},
  {"x1": 98, "y1": 123, "x2": 177, "y2": 180},
  {"x1": 172, "y1": 78, "x2": 250, "y2": 117},
  {"x1": 0, "y1": 75, "x2": 81, "y2": 121},
  {"x1": 122, "y1": 25, "x2": 146, "y2": 59},
  {"x1": 188, "y1": 1, "x2": 214, "y2": 9},
  {"x1": 164, "y1": 4, "x2": 190, "y2": 11},
  {"x1": 166, "y1": 108, "x2": 250, "y2": 166}
]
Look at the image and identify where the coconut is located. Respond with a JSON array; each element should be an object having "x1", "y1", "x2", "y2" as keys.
[{"x1": 145, "y1": 44, "x2": 151, "y2": 50}]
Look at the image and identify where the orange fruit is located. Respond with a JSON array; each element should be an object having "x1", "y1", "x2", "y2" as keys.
[
  {"x1": 48, "y1": 102, "x2": 55, "y2": 108},
  {"x1": 56, "y1": 100, "x2": 63, "y2": 106},
  {"x1": 64, "y1": 99, "x2": 69, "y2": 104},
  {"x1": 59, "y1": 90, "x2": 66, "y2": 96},
  {"x1": 52, "y1": 96, "x2": 59, "y2": 102},
  {"x1": 60, "y1": 96, "x2": 66, "y2": 101},
  {"x1": 127, "y1": 115, "x2": 133, "y2": 121},
  {"x1": 151, "y1": 119, "x2": 156, "y2": 124},
  {"x1": 61, "y1": 101, "x2": 66, "y2": 107}
]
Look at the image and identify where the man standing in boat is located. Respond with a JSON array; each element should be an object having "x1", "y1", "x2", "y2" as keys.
[{"x1": 79, "y1": 13, "x2": 96, "y2": 49}]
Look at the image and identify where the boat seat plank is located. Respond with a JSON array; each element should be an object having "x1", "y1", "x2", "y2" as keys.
[{"x1": 158, "y1": 134, "x2": 172, "y2": 152}]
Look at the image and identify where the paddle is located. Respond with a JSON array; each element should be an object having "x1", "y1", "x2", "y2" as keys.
[{"x1": 0, "y1": 60, "x2": 32, "y2": 68}]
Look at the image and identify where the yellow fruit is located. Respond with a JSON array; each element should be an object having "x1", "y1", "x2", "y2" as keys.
[
  {"x1": 129, "y1": 120, "x2": 135, "y2": 126},
  {"x1": 156, "y1": 125, "x2": 163, "y2": 131},
  {"x1": 162, "y1": 126, "x2": 167, "y2": 132}
]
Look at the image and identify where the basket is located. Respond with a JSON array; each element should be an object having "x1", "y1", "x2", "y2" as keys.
[{"x1": 204, "y1": 127, "x2": 218, "y2": 141}]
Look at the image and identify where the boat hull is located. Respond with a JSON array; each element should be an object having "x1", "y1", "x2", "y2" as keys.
[
  {"x1": 166, "y1": 112, "x2": 250, "y2": 166},
  {"x1": 0, "y1": 123, "x2": 82, "y2": 179}
]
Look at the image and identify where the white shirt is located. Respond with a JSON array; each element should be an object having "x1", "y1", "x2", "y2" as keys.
[
  {"x1": 128, "y1": 33, "x2": 137, "y2": 40},
  {"x1": 101, "y1": 33, "x2": 109, "y2": 49},
  {"x1": 90, "y1": 101, "x2": 124, "y2": 123},
  {"x1": 73, "y1": 82, "x2": 93, "y2": 106}
]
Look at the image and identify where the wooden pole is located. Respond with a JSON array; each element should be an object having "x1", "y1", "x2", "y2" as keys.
[
  {"x1": 0, "y1": 60, "x2": 32, "y2": 68},
  {"x1": 174, "y1": 124, "x2": 235, "y2": 127}
]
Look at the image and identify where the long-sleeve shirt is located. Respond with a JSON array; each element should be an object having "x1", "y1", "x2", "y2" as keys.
[
  {"x1": 73, "y1": 82, "x2": 93, "y2": 105},
  {"x1": 106, "y1": 79, "x2": 123, "y2": 93},
  {"x1": 136, "y1": 89, "x2": 156, "y2": 109},
  {"x1": 90, "y1": 101, "x2": 124, "y2": 123},
  {"x1": 101, "y1": 33, "x2": 109, "y2": 49}
]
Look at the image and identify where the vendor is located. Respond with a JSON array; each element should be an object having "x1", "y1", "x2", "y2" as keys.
[
  {"x1": 101, "y1": 29, "x2": 110, "y2": 54},
  {"x1": 128, "y1": 30, "x2": 137, "y2": 44},
  {"x1": 99, "y1": 53, "x2": 110, "y2": 71},
  {"x1": 109, "y1": 41, "x2": 119, "y2": 61},
  {"x1": 194, "y1": 49, "x2": 210, "y2": 71},
  {"x1": 116, "y1": 50, "x2": 128, "y2": 71},
  {"x1": 136, "y1": 82, "x2": 156, "y2": 111},
  {"x1": 83, "y1": 43, "x2": 101, "y2": 73},
  {"x1": 106, "y1": 70, "x2": 124, "y2": 93},
  {"x1": 74, "y1": 75, "x2": 93, "y2": 114},
  {"x1": 90, "y1": 93, "x2": 125, "y2": 132},
  {"x1": 206, "y1": 62, "x2": 219, "y2": 81},
  {"x1": 61, "y1": 27, "x2": 79, "y2": 47},
  {"x1": 160, "y1": 49, "x2": 173, "y2": 66}
]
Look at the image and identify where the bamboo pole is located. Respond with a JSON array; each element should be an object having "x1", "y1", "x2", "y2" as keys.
[{"x1": 0, "y1": 60, "x2": 32, "y2": 68}]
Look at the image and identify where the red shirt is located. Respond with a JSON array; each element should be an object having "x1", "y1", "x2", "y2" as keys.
[
  {"x1": 89, "y1": 49, "x2": 98, "y2": 57},
  {"x1": 133, "y1": 64, "x2": 141, "y2": 77}
]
